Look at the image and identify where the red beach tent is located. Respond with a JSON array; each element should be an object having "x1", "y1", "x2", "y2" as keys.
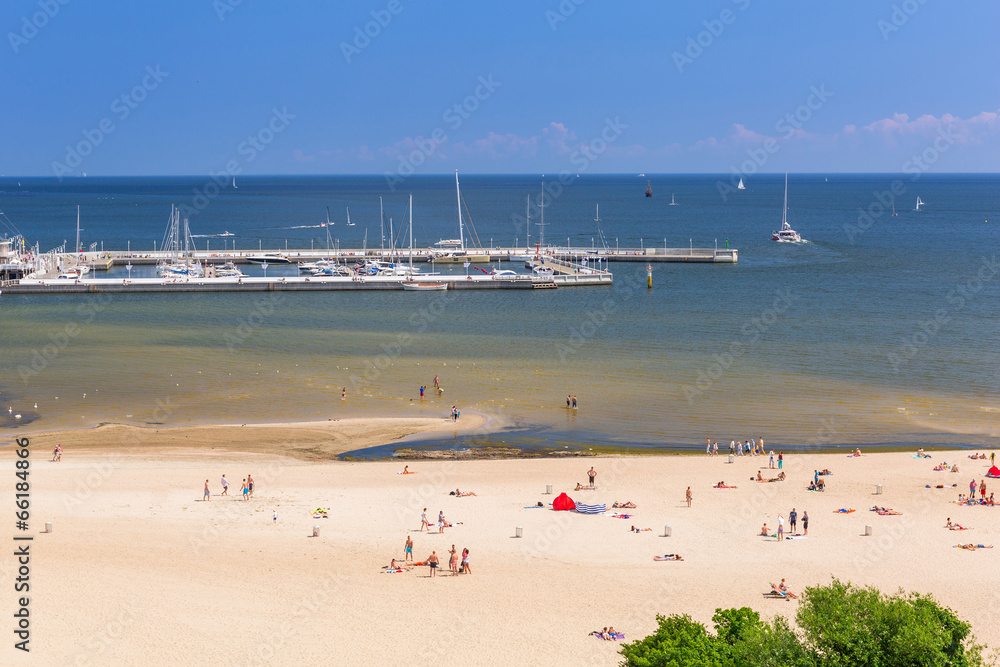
[
  {"x1": 553, "y1": 493, "x2": 576, "y2": 511},
  {"x1": 987, "y1": 466, "x2": 1000, "y2": 478}
]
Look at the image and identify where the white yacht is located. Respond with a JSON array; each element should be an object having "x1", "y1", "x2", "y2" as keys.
[{"x1": 771, "y1": 174, "x2": 802, "y2": 243}]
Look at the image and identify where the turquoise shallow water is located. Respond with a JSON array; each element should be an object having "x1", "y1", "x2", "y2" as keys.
[{"x1": 1, "y1": 174, "x2": 998, "y2": 449}]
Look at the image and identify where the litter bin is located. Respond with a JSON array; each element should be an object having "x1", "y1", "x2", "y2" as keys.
[
  {"x1": 313, "y1": 525, "x2": 320, "y2": 537},
  {"x1": 865, "y1": 525, "x2": 872, "y2": 536},
  {"x1": 664, "y1": 525, "x2": 672, "y2": 537},
  {"x1": 545, "y1": 484, "x2": 553, "y2": 495},
  {"x1": 44, "y1": 522, "x2": 52, "y2": 533},
  {"x1": 728, "y1": 454, "x2": 734, "y2": 464},
  {"x1": 876, "y1": 484, "x2": 883, "y2": 495},
  {"x1": 515, "y1": 526, "x2": 523, "y2": 538}
]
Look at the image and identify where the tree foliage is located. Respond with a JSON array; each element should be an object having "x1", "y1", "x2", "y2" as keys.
[{"x1": 620, "y1": 580, "x2": 987, "y2": 667}]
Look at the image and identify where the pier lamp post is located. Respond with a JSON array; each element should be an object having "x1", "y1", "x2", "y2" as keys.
[
  {"x1": 126, "y1": 263, "x2": 132, "y2": 280},
  {"x1": 261, "y1": 261, "x2": 269, "y2": 279}
]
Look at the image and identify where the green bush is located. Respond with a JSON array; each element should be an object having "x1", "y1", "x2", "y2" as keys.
[{"x1": 620, "y1": 580, "x2": 986, "y2": 667}]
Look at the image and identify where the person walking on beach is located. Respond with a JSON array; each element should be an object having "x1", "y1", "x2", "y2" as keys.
[
  {"x1": 802, "y1": 511, "x2": 809, "y2": 536},
  {"x1": 438, "y1": 510, "x2": 446, "y2": 533},
  {"x1": 220, "y1": 474, "x2": 229, "y2": 496},
  {"x1": 428, "y1": 551, "x2": 439, "y2": 578},
  {"x1": 461, "y1": 548, "x2": 471, "y2": 574},
  {"x1": 449, "y1": 545, "x2": 458, "y2": 575},
  {"x1": 777, "y1": 514, "x2": 784, "y2": 541},
  {"x1": 707, "y1": 438, "x2": 711, "y2": 456},
  {"x1": 789, "y1": 508, "x2": 797, "y2": 533},
  {"x1": 567, "y1": 395, "x2": 572, "y2": 408},
  {"x1": 686, "y1": 486, "x2": 692, "y2": 508},
  {"x1": 240, "y1": 478, "x2": 249, "y2": 501},
  {"x1": 778, "y1": 451, "x2": 783, "y2": 469},
  {"x1": 404, "y1": 535, "x2": 414, "y2": 562},
  {"x1": 420, "y1": 508, "x2": 429, "y2": 532},
  {"x1": 572, "y1": 395, "x2": 578, "y2": 409},
  {"x1": 769, "y1": 450, "x2": 775, "y2": 469},
  {"x1": 247, "y1": 474, "x2": 255, "y2": 498},
  {"x1": 588, "y1": 467, "x2": 597, "y2": 486},
  {"x1": 434, "y1": 375, "x2": 440, "y2": 389},
  {"x1": 204, "y1": 480, "x2": 211, "y2": 501},
  {"x1": 730, "y1": 440, "x2": 735, "y2": 456},
  {"x1": 713, "y1": 441, "x2": 718, "y2": 456}
]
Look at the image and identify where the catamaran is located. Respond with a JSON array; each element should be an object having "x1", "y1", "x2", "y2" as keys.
[
  {"x1": 915, "y1": 197, "x2": 925, "y2": 211},
  {"x1": 771, "y1": 174, "x2": 802, "y2": 243},
  {"x1": 669, "y1": 193, "x2": 678, "y2": 206}
]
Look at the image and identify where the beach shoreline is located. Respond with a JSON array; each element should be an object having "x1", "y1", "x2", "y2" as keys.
[{"x1": 3, "y1": 443, "x2": 997, "y2": 665}]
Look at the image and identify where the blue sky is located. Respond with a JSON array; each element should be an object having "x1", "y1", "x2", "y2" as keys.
[{"x1": 2, "y1": 1, "x2": 999, "y2": 175}]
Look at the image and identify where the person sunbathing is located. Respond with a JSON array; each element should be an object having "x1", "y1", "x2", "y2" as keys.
[
  {"x1": 818, "y1": 469, "x2": 832, "y2": 475},
  {"x1": 776, "y1": 579, "x2": 799, "y2": 598},
  {"x1": 854, "y1": 448, "x2": 862, "y2": 457},
  {"x1": 454, "y1": 489, "x2": 477, "y2": 496},
  {"x1": 756, "y1": 471, "x2": 764, "y2": 481},
  {"x1": 956, "y1": 544, "x2": 993, "y2": 550},
  {"x1": 613, "y1": 501, "x2": 637, "y2": 508},
  {"x1": 946, "y1": 518, "x2": 971, "y2": 530},
  {"x1": 653, "y1": 554, "x2": 683, "y2": 561},
  {"x1": 575, "y1": 483, "x2": 596, "y2": 490},
  {"x1": 951, "y1": 464, "x2": 959, "y2": 473},
  {"x1": 917, "y1": 448, "x2": 927, "y2": 457},
  {"x1": 760, "y1": 523, "x2": 770, "y2": 536},
  {"x1": 934, "y1": 464, "x2": 949, "y2": 471},
  {"x1": 714, "y1": 481, "x2": 736, "y2": 488},
  {"x1": 834, "y1": 508, "x2": 855, "y2": 513}
]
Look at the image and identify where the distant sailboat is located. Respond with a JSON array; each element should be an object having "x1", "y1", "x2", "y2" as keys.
[
  {"x1": 669, "y1": 193, "x2": 678, "y2": 206},
  {"x1": 737, "y1": 177, "x2": 746, "y2": 190},
  {"x1": 346, "y1": 207, "x2": 355, "y2": 226},
  {"x1": 915, "y1": 197, "x2": 925, "y2": 211},
  {"x1": 645, "y1": 180, "x2": 652, "y2": 197},
  {"x1": 232, "y1": 176, "x2": 237, "y2": 189},
  {"x1": 325, "y1": 206, "x2": 333, "y2": 227},
  {"x1": 892, "y1": 200, "x2": 898, "y2": 217}
]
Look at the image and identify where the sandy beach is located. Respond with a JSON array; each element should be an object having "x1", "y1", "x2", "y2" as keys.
[{"x1": 3, "y1": 424, "x2": 999, "y2": 665}]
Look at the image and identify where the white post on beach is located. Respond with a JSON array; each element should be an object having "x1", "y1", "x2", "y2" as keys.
[
  {"x1": 44, "y1": 522, "x2": 52, "y2": 533},
  {"x1": 865, "y1": 525, "x2": 872, "y2": 536},
  {"x1": 545, "y1": 484, "x2": 553, "y2": 494},
  {"x1": 313, "y1": 525, "x2": 320, "y2": 537},
  {"x1": 515, "y1": 526, "x2": 523, "y2": 538},
  {"x1": 728, "y1": 453, "x2": 734, "y2": 464},
  {"x1": 876, "y1": 484, "x2": 883, "y2": 495},
  {"x1": 664, "y1": 525, "x2": 672, "y2": 537}
]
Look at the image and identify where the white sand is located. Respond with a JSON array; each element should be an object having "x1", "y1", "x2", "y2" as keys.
[{"x1": 4, "y1": 439, "x2": 999, "y2": 665}]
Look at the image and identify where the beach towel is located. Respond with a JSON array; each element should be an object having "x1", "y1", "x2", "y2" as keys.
[
  {"x1": 575, "y1": 502, "x2": 607, "y2": 514},
  {"x1": 834, "y1": 509, "x2": 855, "y2": 513},
  {"x1": 384, "y1": 568, "x2": 406, "y2": 574},
  {"x1": 611, "y1": 513, "x2": 631, "y2": 519},
  {"x1": 311, "y1": 508, "x2": 329, "y2": 518},
  {"x1": 912, "y1": 454, "x2": 932, "y2": 459},
  {"x1": 785, "y1": 535, "x2": 807, "y2": 540}
]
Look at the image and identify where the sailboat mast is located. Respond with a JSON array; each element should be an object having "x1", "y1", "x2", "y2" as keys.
[
  {"x1": 455, "y1": 170, "x2": 464, "y2": 251},
  {"x1": 75, "y1": 205, "x2": 80, "y2": 254},
  {"x1": 408, "y1": 194, "x2": 413, "y2": 272},
  {"x1": 782, "y1": 173, "x2": 788, "y2": 228},
  {"x1": 525, "y1": 195, "x2": 531, "y2": 250},
  {"x1": 538, "y1": 182, "x2": 546, "y2": 248},
  {"x1": 379, "y1": 197, "x2": 384, "y2": 253}
]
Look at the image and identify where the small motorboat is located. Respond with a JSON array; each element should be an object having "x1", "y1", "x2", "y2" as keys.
[{"x1": 401, "y1": 282, "x2": 448, "y2": 291}]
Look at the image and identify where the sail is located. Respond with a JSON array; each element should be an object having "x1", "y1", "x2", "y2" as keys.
[{"x1": 737, "y1": 178, "x2": 745, "y2": 190}]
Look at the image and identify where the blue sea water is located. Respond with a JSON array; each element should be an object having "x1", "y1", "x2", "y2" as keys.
[{"x1": 0, "y1": 174, "x2": 997, "y2": 450}]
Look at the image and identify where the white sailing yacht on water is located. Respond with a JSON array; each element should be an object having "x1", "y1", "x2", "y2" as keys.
[
  {"x1": 737, "y1": 177, "x2": 746, "y2": 190},
  {"x1": 669, "y1": 193, "x2": 678, "y2": 206},
  {"x1": 771, "y1": 174, "x2": 802, "y2": 242},
  {"x1": 915, "y1": 197, "x2": 925, "y2": 211}
]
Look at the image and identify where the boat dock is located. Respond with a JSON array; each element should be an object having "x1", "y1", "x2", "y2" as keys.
[
  {"x1": 2, "y1": 272, "x2": 610, "y2": 294},
  {"x1": 70, "y1": 246, "x2": 737, "y2": 267}
]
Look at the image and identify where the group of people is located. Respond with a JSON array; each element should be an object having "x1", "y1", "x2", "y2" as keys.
[
  {"x1": 764, "y1": 508, "x2": 808, "y2": 540},
  {"x1": 421, "y1": 546, "x2": 472, "y2": 577},
  {"x1": 710, "y1": 438, "x2": 780, "y2": 466},
  {"x1": 419, "y1": 508, "x2": 454, "y2": 533},
  {"x1": 50, "y1": 444, "x2": 62, "y2": 462},
  {"x1": 565, "y1": 395, "x2": 579, "y2": 409},
  {"x1": 203, "y1": 473, "x2": 254, "y2": 501}
]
